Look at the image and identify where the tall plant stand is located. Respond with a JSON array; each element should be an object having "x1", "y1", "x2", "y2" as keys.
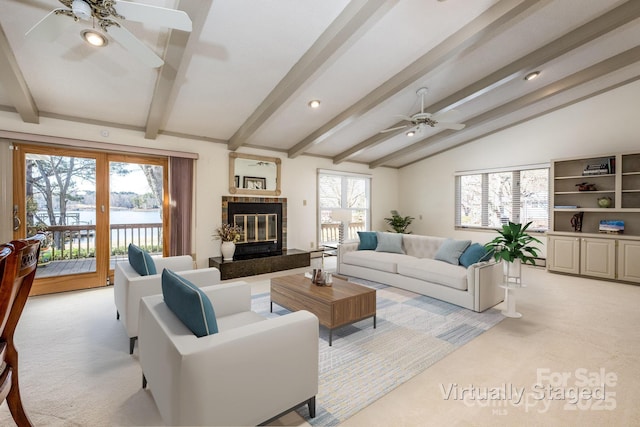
[{"x1": 500, "y1": 260, "x2": 524, "y2": 318}]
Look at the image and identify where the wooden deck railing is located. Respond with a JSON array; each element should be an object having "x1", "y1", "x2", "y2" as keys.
[
  {"x1": 320, "y1": 222, "x2": 365, "y2": 243},
  {"x1": 39, "y1": 223, "x2": 163, "y2": 261}
]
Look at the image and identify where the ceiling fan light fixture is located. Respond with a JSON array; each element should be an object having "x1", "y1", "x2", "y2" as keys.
[
  {"x1": 81, "y1": 29, "x2": 108, "y2": 47},
  {"x1": 524, "y1": 71, "x2": 540, "y2": 81},
  {"x1": 406, "y1": 130, "x2": 416, "y2": 137},
  {"x1": 308, "y1": 100, "x2": 321, "y2": 109}
]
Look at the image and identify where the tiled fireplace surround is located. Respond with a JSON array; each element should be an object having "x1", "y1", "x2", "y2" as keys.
[
  {"x1": 221, "y1": 196, "x2": 288, "y2": 256},
  {"x1": 214, "y1": 196, "x2": 309, "y2": 280}
]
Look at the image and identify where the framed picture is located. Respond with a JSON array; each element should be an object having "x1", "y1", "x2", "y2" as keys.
[
  {"x1": 243, "y1": 176, "x2": 266, "y2": 190},
  {"x1": 234, "y1": 175, "x2": 240, "y2": 188}
]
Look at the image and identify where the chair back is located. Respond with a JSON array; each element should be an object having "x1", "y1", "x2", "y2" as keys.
[
  {"x1": 0, "y1": 236, "x2": 42, "y2": 337},
  {"x1": 0, "y1": 234, "x2": 43, "y2": 426}
]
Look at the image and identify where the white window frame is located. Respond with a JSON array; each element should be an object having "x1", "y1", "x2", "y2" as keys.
[
  {"x1": 317, "y1": 169, "x2": 371, "y2": 245},
  {"x1": 455, "y1": 163, "x2": 549, "y2": 231}
]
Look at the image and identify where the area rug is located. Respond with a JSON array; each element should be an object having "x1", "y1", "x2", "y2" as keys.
[{"x1": 252, "y1": 278, "x2": 504, "y2": 426}]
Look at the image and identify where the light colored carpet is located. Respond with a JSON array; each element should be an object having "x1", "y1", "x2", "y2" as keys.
[
  {"x1": 256, "y1": 279, "x2": 504, "y2": 426},
  {"x1": 0, "y1": 276, "x2": 502, "y2": 426}
]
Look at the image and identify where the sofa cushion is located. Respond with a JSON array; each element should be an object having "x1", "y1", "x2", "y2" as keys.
[
  {"x1": 398, "y1": 258, "x2": 469, "y2": 291},
  {"x1": 357, "y1": 231, "x2": 378, "y2": 250},
  {"x1": 128, "y1": 243, "x2": 157, "y2": 276},
  {"x1": 162, "y1": 269, "x2": 218, "y2": 337},
  {"x1": 434, "y1": 239, "x2": 471, "y2": 265},
  {"x1": 375, "y1": 232, "x2": 404, "y2": 254},
  {"x1": 342, "y1": 250, "x2": 414, "y2": 273},
  {"x1": 402, "y1": 234, "x2": 446, "y2": 259},
  {"x1": 459, "y1": 243, "x2": 493, "y2": 268}
]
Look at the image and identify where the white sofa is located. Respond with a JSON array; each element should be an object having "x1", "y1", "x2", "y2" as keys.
[
  {"x1": 337, "y1": 234, "x2": 504, "y2": 312},
  {"x1": 138, "y1": 282, "x2": 319, "y2": 426},
  {"x1": 114, "y1": 254, "x2": 221, "y2": 353}
]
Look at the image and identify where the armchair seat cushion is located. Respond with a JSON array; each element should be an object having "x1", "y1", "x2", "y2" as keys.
[{"x1": 217, "y1": 311, "x2": 266, "y2": 331}]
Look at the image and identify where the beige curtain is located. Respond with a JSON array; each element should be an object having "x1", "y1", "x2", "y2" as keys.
[{"x1": 169, "y1": 157, "x2": 193, "y2": 256}]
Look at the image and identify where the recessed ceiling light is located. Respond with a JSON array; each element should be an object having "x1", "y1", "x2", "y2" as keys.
[
  {"x1": 81, "y1": 29, "x2": 108, "y2": 47},
  {"x1": 308, "y1": 100, "x2": 321, "y2": 109},
  {"x1": 524, "y1": 71, "x2": 540, "y2": 81},
  {"x1": 406, "y1": 130, "x2": 416, "y2": 137}
]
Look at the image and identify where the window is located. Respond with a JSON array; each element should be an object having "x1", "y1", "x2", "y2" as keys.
[
  {"x1": 455, "y1": 164, "x2": 549, "y2": 231},
  {"x1": 318, "y1": 170, "x2": 371, "y2": 245}
]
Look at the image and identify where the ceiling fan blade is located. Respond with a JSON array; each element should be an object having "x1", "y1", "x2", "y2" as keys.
[
  {"x1": 435, "y1": 122, "x2": 466, "y2": 131},
  {"x1": 114, "y1": 1, "x2": 193, "y2": 32},
  {"x1": 25, "y1": 9, "x2": 74, "y2": 42},
  {"x1": 107, "y1": 24, "x2": 164, "y2": 68},
  {"x1": 380, "y1": 125, "x2": 408, "y2": 133},
  {"x1": 393, "y1": 115, "x2": 415, "y2": 122},
  {"x1": 431, "y1": 109, "x2": 461, "y2": 122}
]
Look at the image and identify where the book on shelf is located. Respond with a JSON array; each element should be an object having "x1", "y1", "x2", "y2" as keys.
[
  {"x1": 554, "y1": 205, "x2": 579, "y2": 209},
  {"x1": 582, "y1": 157, "x2": 615, "y2": 175}
]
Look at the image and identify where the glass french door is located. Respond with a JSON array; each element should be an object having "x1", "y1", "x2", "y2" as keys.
[
  {"x1": 108, "y1": 155, "x2": 168, "y2": 276},
  {"x1": 13, "y1": 144, "x2": 168, "y2": 296}
]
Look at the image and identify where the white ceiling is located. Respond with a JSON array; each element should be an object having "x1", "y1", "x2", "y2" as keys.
[{"x1": 1, "y1": 0, "x2": 639, "y2": 168}]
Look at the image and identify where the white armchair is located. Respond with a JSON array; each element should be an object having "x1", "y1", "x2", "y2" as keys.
[
  {"x1": 114, "y1": 255, "x2": 221, "y2": 353},
  {"x1": 138, "y1": 282, "x2": 319, "y2": 426}
]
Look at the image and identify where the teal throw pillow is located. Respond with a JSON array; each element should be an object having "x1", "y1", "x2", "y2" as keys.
[
  {"x1": 459, "y1": 243, "x2": 493, "y2": 268},
  {"x1": 161, "y1": 269, "x2": 218, "y2": 337},
  {"x1": 375, "y1": 232, "x2": 404, "y2": 254},
  {"x1": 434, "y1": 239, "x2": 471, "y2": 265},
  {"x1": 357, "y1": 231, "x2": 378, "y2": 250},
  {"x1": 128, "y1": 243, "x2": 157, "y2": 276}
]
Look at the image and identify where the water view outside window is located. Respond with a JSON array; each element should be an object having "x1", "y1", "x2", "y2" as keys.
[
  {"x1": 26, "y1": 154, "x2": 97, "y2": 271},
  {"x1": 109, "y1": 162, "x2": 163, "y2": 255},
  {"x1": 25, "y1": 155, "x2": 164, "y2": 278}
]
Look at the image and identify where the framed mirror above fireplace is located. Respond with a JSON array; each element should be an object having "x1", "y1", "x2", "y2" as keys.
[{"x1": 229, "y1": 153, "x2": 281, "y2": 196}]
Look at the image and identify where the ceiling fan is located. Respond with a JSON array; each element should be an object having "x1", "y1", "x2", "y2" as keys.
[
  {"x1": 381, "y1": 87, "x2": 466, "y2": 136},
  {"x1": 25, "y1": 0, "x2": 193, "y2": 68}
]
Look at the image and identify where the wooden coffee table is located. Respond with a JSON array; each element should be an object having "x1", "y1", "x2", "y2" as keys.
[{"x1": 270, "y1": 274, "x2": 376, "y2": 346}]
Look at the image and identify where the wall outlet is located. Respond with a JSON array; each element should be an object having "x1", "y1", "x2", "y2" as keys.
[
  {"x1": 303, "y1": 199, "x2": 307, "y2": 206},
  {"x1": 310, "y1": 241, "x2": 314, "y2": 248}
]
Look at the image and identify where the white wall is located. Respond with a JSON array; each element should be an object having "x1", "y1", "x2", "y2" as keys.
[
  {"x1": 0, "y1": 112, "x2": 399, "y2": 266},
  {"x1": 398, "y1": 79, "x2": 640, "y2": 256}
]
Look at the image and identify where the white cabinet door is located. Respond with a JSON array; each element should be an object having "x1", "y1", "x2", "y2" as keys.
[
  {"x1": 618, "y1": 240, "x2": 640, "y2": 283},
  {"x1": 547, "y1": 235, "x2": 580, "y2": 274},
  {"x1": 580, "y1": 238, "x2": 616, "y2": 279}
]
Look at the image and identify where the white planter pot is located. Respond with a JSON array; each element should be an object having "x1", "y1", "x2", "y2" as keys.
[
  {"x1": 503, "y1": 259, "x2": 522, "y2": 285},
  {"x1": 221, "y1": 241, "x2": 236, "y2": 261}
]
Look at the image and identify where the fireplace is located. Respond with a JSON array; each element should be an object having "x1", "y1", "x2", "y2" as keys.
[{"x1": 222, "y1": 197, "x2": 287, "y2": 260}]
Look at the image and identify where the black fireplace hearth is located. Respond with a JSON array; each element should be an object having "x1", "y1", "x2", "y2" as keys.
[{"x1": 222, "y1": 197, "x2": 287, "y2": 259}]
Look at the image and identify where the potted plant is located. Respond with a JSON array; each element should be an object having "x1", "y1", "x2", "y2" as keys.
[
  {"x1": 384, "y1": 210, "x2": 415, "y2": 234},
  {"x1": 213, "y1": 223, "x2": 243, "y2": 260},
  {"x1": 484, "y1": 221, "x2": 542, "y2": 282}
]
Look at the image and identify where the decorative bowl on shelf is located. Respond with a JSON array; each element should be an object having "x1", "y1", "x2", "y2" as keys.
[{"x1": 597, "y1": 197, "x2": 612, "y2": 208}]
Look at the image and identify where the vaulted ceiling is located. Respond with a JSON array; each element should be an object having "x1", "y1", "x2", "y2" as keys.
[{"x1": 1, "y1": 0, "x2": 639, "y2": 168}]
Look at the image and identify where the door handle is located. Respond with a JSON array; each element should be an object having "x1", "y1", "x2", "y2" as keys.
[{"x1": 13, "y1": 205, "x2": 21, "y2": 231}]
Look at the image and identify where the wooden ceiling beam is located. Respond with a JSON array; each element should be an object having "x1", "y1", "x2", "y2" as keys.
[
  {"x1": 334, "y1": 0, "x2": 640, "y2": 164},
  {"x1": 368, "y1": 45, "x2": 640, "y2": 168},
  {"x1": 287, "y1": 0, "x2": 542, "y2": 159},
  {"x1": 144, "y1": 1, "x2": 213, "y2": 140},
  {"x1": 0, "y1": 24, "x2": 39, "y2": 124},
  {"x1": 227, "y1": 0, "x2": 396, "y2": 151}
]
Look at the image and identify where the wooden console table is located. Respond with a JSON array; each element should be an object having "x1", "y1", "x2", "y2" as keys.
[{"x1": 208, "y1": 249, "x2": 310, "y2": 280}]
